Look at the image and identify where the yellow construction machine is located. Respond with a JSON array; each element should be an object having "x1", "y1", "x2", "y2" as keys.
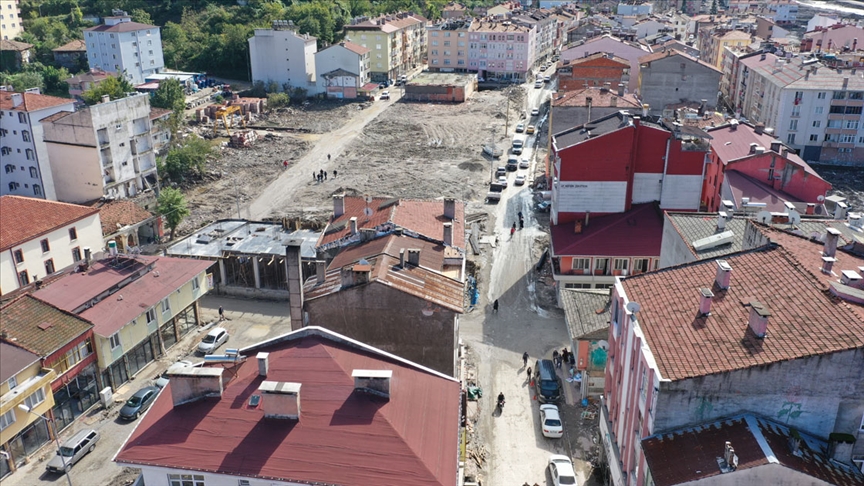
[{"x1": 212, "y1": 105, "x2": 245, "y2": 135}]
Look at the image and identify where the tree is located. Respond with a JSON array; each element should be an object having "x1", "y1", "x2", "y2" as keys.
[
  {"x1": 710, "y1": 0, "x2": 718, "y2": 14},
  {"x1": 156, "y1": 187, "x2": 189, "y2": 241},
  {"x1": 81, "y1": 75, "x2": 134, "y2": 105},
  {"x1": 129, "y1": 8, "x2": 152, "y2": 24},
  {"x1": 151, "y1": 78, "x2": 186, "y2": 112},
  {"x1": 158, "y1": 136, "x2": 214, "y2": 183},
  {"x1": 0, "y1": 71, "x2": 44, "y2": 92}
]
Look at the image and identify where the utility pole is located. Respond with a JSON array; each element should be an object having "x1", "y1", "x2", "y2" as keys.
[
  {"x1": 233, "y1": 176, "x2": 241, "y2": 219},
  {"x1": 504, "y1": 87, "x2": 511, "y2": 139}
]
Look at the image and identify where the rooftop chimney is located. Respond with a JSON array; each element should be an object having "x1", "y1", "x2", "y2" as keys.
[
  {"x1": 824, "y1": 228, "x2": 841, "y2": 257},
  {"x1": 821, "y1": 256, "x2": 836, "y2": 274},
  {"x1": 399, "y1": 248, "x2": 406, "y2": 267},
  {"x1": 443, "y1": 222, "x2": 453, "y2": 246},
  {"x1": 285, "y1": 238, "x2": 304, "y2": 327},
  {"x1": 601, "y1": 82, "x2": 611, "y2": 93},
  {"x1": 10, "y1": 93, "x2": 23, "y2": 107},
  {"x1": 101, "y1": 94, "x2": 111, "y2": 104},
  {"x1": 444, "y1": 197, "x2": 456, "y2": 219},
  {"x1": 699, "y1": 288, "x2": 714, "y2": 316},
  {"x1": 333, "y1": 194, "x2": 345, "y2": 218},
  {"x1": 617, "y1": 83, "x2": 625, "y2": 96},
  {"x1": 352, "y1": 369, "x2": 392, "y2": 399},
  {"x1": 349, "y1": 217, "x2": 358, "y2": 235},
  {"x1": 723, "y1": 442, "x2": 739, "y2": 471},
  {"x1": 717, "y1": 211, "x2": 728, "y2": 230},
  {"x1": 259, "y1": 381, "x2": 301, "y2": 420},
  {"x1": 407, "y1": 248, "x2": 421, "y2": 266},
  {"x1": 341, "y1": 263, "x2": 371, "y2": 287},
  {"x1": 169, "y1": 367, "x2": 224, "y2": 406},
  {"x1": 715, "y1": 260, "x2": 732, "y2": 289},
  {"x1": 841, "y1": 269, "x2": 862, "y2": 286},
  {"x1": 747, "y1": 300, "x2": 771, "y2": 338},
  {"x1": 315, "y1": 260, "x2": 326, "y2": 284},
  {"x1": 834, "y1": 201, "x2": 848, "y2": 220},
  {"x1": 806, "y1": 203, "x2": 815, "y2": 215},
  {"x1": 843, "y1": 76, "x2": 849, "y2": 90},
  {"x1": 642, "y1": 104, "x2": 650, "y2": 117},
  {"x1": 749, "y1": 143, "x2": 758, "y2": 154},
  {"x1": 754, "y1": 122, "x2": 764, "y2": 135},
  {"x1": 257, "y1": 352, "x2": 269, "y2": 376},
  {"x1": 770, "y1": 141, "x2": 782, "y2": 153},
  {"x1": 586, "y1": 96, "x2": 593, "y2": 121}
]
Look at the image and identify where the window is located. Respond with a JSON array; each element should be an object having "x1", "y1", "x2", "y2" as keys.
[
  {"x1": 789, "y1": 119, "x2": 798, "y2": 131},
  {"x1": 22, "y1": 129, "x2": 30, "y2": 142},
  {"x1": 815, "y1": 106, "x2": 823, "y2": 114},
  {"x1": 786, "y1": 133, "x2": 796, "y2": 145},
  {"x1": 109, "y1": 332, "x2": 122, "y2": 350},
  {"x1": 18, "y1": 270, "x2": 29, "y2": 285},
  {"x1": 40, "y1": 239, "x2": 50, "y2": 252},
  {"x1": 614, "y1": 259, "x2": 629, "y2": 271},
  {"x1": 633, "y1": 258, "x2": 650, "y2": 273},
  {"x1": 832, "y1": 91, "x2": 847, "y2": 100},
  {"x1": 72, "y1": 247, "x2": 81, "y2": 262},
  {"x1": 817, "y1": 91, "x2": 826, "y2": 99},
  {"x1": 44, "y1": 259, "x2": 55, "y2": 275},
  {"x1": 564, "y1": 283, "x2": 592, "y2": 289},
  {"x1": 29, "y1": 166, "x2": 37, "y2": 178},
  {"x1": 812, "y1": 120, "x2": 821, "y2": 128},
  {"x1": 845, "y1": 120, "x2": 860, "y2": 130},
  {"x1": 146, "y1": 308, "x2": 156, "y2": 325},
  {"x1": 0, "y1": 409, "x2": 15, "y2": 431},
  {"x1": 810, "y1": 134, "x2": 819, "y2": 142},
  {"x1": 192, "y1": 277, "x2": 200, "y2": 291},
  {"x1": 25, "y1": 148, "x2": 34, "y2": 160},
  {"x1": 168, "y1": 474, "x2": 205, "y2": 486},
  {"x1": 33, "y1": 184, "x2": 41, "y2": 196},
  {"x1": 24, "y1": 388, "x2": 46, "y2": 409},
  {"x1": 13, "y1": 249, "x2": 23, "y2": 264},
  {"x1": 160, "y1": 298, "x2": 171, "y2": 315},
  {"x1": 69, "y1": 227, "x2": 77, "y2": 241},
  {"x1": 791, "y1": 105, "x2": 800, "y2": 117},
  {"x1": 7, "y1": 376, "x2": 17, "y2": 389},
  {"x1": 595, "y1": 258, "x2": 609, "y2": 274},
  {"x1": 18, "y1": 112, "x2": 26, "y2": 123},
  {"x1": 571, "y1": 258, "x2": 590, "y2": 271}
]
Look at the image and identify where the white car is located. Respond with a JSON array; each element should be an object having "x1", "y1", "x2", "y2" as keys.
[
  {"x1": 519, "y1": 158, "x2": 529, "y2": 169},
  {"x1": 497, "y1": 175, "x2": 508, "y2": 188},
  {"x1": 531, "y1": 108, "x2": 540, "y2": 117},
  {"x1": 380, "y1": 91, "x2": 390, "y2": 100},
  {"x1": 515, "y1": 122, "x2": 525, "y2": 133},
  {"x1": 549, "y1": 455, "x2": 577, "y2": 485},
  {"x1": 515, "y1": 174, "x2": 526, "y2": 186},
  {"x1": 540, "y1": 404, "x2": 563, "y2": 438},
  {"x1": 534, "y1": 80, "x2": 543, "y2": 89},
  {"x1": 197, "y1": 327, "x2": 229, "y2": 355}
]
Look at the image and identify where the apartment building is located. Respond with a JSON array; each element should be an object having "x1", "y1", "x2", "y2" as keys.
[
  {"x1": 41, "y1": 93, "x2": 159, "y2": 203},
  {"x1": 248, "y1": 21, "x2": 317, "y2": 92},
  {"x1": 427, "y1": 18, "x2": 472, "y2": 73},
  {"x1": 557, "y1": 52, "x2": 629, "y2": 92},
  {"x1": 601, "y1": 229, "x2": 864, "y2": 486},
  {"x1": 468, "y1": 19, "x2": 536, "y2": 82},
  {"x1": 0, "y1": 0, "x2": 22, "y2": 40},
  {"x1": 561, "y1": 35, "x2": 651, "y2": 92},
  {"x1": 0, "y1": 196, "x2": 102, "y2": 295},
  {"x1": 314, "y1": 41, "x2": 371, "y2": 99},
  {"x1": 0, "y1": 91, "x2": 76, "y2": 200},
  {"x1": 700, "y1": 29, "x2": 754, "y2": 68},
  {"x1": 512, "y1": 9, "x2": 556, "y2": 67},
  {"x1": 84, "y1": 12, "x2": 164, "y2": 85},
  {"x1": 637, "y1": 49, "x2": 722, "y2": 116},
  {"x1": 344, "y1": 13, "x2": 428, "y2": 83},
  {"x1": 801, "y1": 23, "x2": 864, "y2": 52}
]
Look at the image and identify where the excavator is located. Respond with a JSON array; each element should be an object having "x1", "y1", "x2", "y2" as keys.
[{"x1": 212, "y1": 105, "x2": 245, "y2": 136}]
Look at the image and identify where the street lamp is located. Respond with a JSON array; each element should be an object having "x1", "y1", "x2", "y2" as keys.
[{"x1": 17, "y1": 404, "x2": 74, "y2": 486}]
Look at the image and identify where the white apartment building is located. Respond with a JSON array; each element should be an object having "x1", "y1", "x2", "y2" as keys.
[
  {"x1": 249, "y1": 22, "x2": 317, "y2": 92},
  {"x1": 41, "y1": 93, "x2": 158, "y2": 203},
  {"x1": 314, "y1": 41, "x2": 371, "y2": 98},
  {"x1": 84, "y1": 12, "x2": 164, "y2": 85},
  {"x1": 513, "y1": 10, "x2": 556, "y2": 66},
  {"x1": 0, "y1": 91, "x2": 75, "y2": 200},
  {"x1": 0, "y1": 196, "x2": 103, "y2": 294},
  {"x1": 0, "y1": 0, "x2": 23, "y2": 40}
]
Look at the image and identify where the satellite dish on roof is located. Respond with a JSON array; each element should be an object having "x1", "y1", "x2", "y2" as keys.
[
  {"x1": 788, "y1": 209, "x2": 801, "y2": 225},
  {"x1": 817, "y1": 195, "x2": 825, "y2": 202},
  {"x1": 626, "y1": 302, "x2": 641, "y2": 314},
  {"x1": 756, "y1": 211, "x2": 772, "y2": 224},
  {"x1": 363, "y1": 207, "x2": 374, "y2": 217}
]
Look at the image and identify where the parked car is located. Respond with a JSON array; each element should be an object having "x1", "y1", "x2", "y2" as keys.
[
  {"x1": 515, "y1": 174, "x2": 526, "y2": 186},
  {"x1": 519, "y1": 158, "x2": 530, "y2": 169},
  {"x1": 154, "y1": 360, "x2": 194, "y2": 388},
  {"x1": 496, "y1": 166, "x2": 507, "y2": 177},
  {"x1": 380, "y1": 91, "x2": 390, "y2": 100},
  {"x1": 198, "y1": 327, "x2": 229, "y2": 355},
  {"x1": 497, "y1": 175, "x2": 509, "y2": 188},
  {"x1": 549, "y1": 455, "x2": 577, "y2": 485},
  {"x1": 540, "y1": 404, "x2": 564, "y2": 438},
  {"x1": 544, "y1": 75, "x2": 551, "y2": 83},
  {"x1": 507, "y1": 156, "x2": 519, "y2": 171},
  {"x1": 515, "y1": 122, "x2": 525, "y2": 133},
  {"x1": 526, "y1": 125, "x2": 536, "y2": 134},
  {"x1": 531, "y1": 108, "x2": 540, "y2": 117},
  {"x1": 46, "y1": 429, "x2": 99, "y2": 473},
  {"x1": 534, "y1": 80, "x2": 543, "y2": 89},
  {"x1": 119, "y1": 386, "x2": 160, "y2": 420},
  {"x1": 534, "y1": 359, "x2": 562, "y2": 403}
]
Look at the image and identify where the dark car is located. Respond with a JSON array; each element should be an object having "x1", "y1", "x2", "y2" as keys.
[
  {"x1": 533, "y1": 359, "x2": 562, "y2": 403},
  {"x1": 119, "y1": 386, "x2": 160, "y2": 420}
]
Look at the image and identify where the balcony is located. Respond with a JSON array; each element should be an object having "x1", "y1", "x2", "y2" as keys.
[{"x1": 0, "y1": 368, "x2": 56, "y2": 410}]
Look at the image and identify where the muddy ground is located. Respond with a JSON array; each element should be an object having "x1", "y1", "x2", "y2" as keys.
[{"x1": 815, "y1": 165, "x2": 864, "y2": 212}]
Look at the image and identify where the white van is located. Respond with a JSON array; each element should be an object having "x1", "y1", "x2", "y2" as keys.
[{"x1": 512, "y1": 137, "x2": 525, "y2": 155}]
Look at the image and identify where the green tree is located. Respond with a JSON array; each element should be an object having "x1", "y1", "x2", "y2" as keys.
[
  {"x1": 40, "y1": 65, "x2": 71, "y2": 96},
  {"x1": 156, "y1": 187, "x2": 190, "y2": 241},
  {"x1": 151, "y1": 78, "x2": 186, "y2": 112},
  {"x1": 158, "y1": 136, "x2": 214, "y2": 183},
  {"x1": 0, "y1": 71, "x2": 45, "y2": 92},
  {"x1": 129, "y1": 8, "x2": 152, "y2": 24},
  {"x1": 710, "y1": 0, "x2": 718, "y2": 14},
  {"x1": 81, "y1": 75, "x2": 134, "y2": 105}
]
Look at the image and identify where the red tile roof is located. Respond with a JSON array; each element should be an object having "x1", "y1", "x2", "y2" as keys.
[
  {"x1": 114, "y1": 327, "x2": 460, "y2": 486},
  {"x1": 327, "y1": 234, "x2": 448, "y2": 271},
  {"x1": 0, "y1": 91, "x2": 74, "y2": 112},
  {"x1": 85, "y1": 21, "x2": 157, "y2": 33},
  {"x1": 552, "y1": 87, "x2": 641, "y2": 108},
  {"x1": 0, "y1": 196, "x2": 100, "y2": 251},
  {"x1": 34, "y1": 255, "x2": 212, "y2": 336},
  {"x1": 52, "y1": 39, "x2": 87, "y2": 52},
  {"x1": 620, "y1": 244, "x2": 864, "y2": 381},
  {"x1": 0, "y1": 39, "x2": 33, "y2": 51},
  {"x1": 551, "y1": 203, "x2": 664, "y2": 257},
  {"x1": 96, "y1": 200, "x2": 154, "y2": 236},
  {"x1": 317, "y1": 197, "x2": 465, "y2": 249},
  {"x1": 642, "y1": 415, "x2": 864, "y2": 486},
  {"x1": 707, "y1": 123, "x2": 823, "y2": 181},
  {"x1": 149, "y1": 107, "x2": 172, "y2": 120},
  {"x1": 1, "y1": 295, "x2": 93, "y2": 357},
  {"x1": 638, "y1": 48, "x2": 722, "y2": 73},
  {"x1": 305, "y1": 252, "x2": 464, "y2": 313},
  {"x1": 340, "y1": 40, "x2": 370, "y2": 55}
]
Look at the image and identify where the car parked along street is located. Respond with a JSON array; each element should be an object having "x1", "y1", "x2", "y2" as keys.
[{"x1": 119, "y1": 386, "x2": 160, "y2": 420}]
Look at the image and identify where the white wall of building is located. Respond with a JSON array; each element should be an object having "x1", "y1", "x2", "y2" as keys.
[
  {"x1": 249, "y1": 28, "x2": 317, "y2": 91},
  {"x1": 314, "y1": 43, "x2": 368, "y2": 94},
  {"x1": 138, "y1": 465, "x2": 307, "y2": 486},
  {"x1": 0, "y1": 212, "x2": 102, "y2": 294},
  {"x1": 85, "y1": 20, "x2": 164, "y2": 84},
  {"x1": 632, "y1": 173, "x2": 662, "y2": 204},
  {"x1": 660, "y1": 174, "x2": 703, "y2": 210}
]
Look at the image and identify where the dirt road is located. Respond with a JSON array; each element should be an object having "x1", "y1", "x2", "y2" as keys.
[{"x1": 246, "y1": 92, "x2": 403, "y2": 220}]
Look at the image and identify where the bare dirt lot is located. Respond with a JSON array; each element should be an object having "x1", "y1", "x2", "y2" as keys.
[{"x1": 177, "y1": 88, "x2": 526, "y2": 236}]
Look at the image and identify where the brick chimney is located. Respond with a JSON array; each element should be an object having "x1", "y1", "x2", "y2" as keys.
[
  {"x1": 698, "y1": 288, "x2": 714, "y2": 316},
  {"x1": 349, "y1": 217, "x2": 358, "y2": 235},
  {"x1": 407, "y1": 249, "x2": 421, "y2": 266},
  {"x1": 443, "y1": 222, "x2": 453, "y2": 246},
  {"x1": 333, "y1": 194, "x2": 345, "y2": 218},
  {"x1": 444, "y1": 197, "x2": 456, "y2": 219},
  {"x1": 823, "y1": 228, "x2": 841, "y2": 257},
  {"x1": 259, "y1": 381, "x2": 301, "y2": 420},
  {"x1": 821, "y1": 256, "x2": 836, "y2": 274},
  {"x1": 747, "y1": 300, "x2": 771, "y2": 338},
  {"x1": 11, "y1": 93, "x2": 23, "y2": 107},
  {"x1": 352, "y1": 369, "x2": 392, "y2": 399},
  {"x1": 169, "y1": 367, "x2": 224, "y2": 407},
  {"x1": 715, "y1": 260, "x2": 732, "y2": 289}
]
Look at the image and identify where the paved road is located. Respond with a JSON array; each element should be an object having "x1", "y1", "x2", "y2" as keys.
[
  {"x1": 246, "y1": 92, "x2": 401, "y2": 220},
  {"x1": 1, "y1": 295, "x2": 291, "y2": 486}
]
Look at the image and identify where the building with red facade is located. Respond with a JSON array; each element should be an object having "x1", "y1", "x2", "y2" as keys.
[
  {"x1": 549, "y1": 111, "x2": 711, "y2": 291},
  {"x1": 557, "y1": 52, "x2": 630, "y2": 92},
  {"x1": 702, "y1": 121, "x2": 832, "y2": 213}
]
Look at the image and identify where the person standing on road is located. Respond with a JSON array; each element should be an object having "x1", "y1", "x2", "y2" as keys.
[
  {"x1": 333, "y1": 170, "x2": 338, "y2": 178},
  {"x1": 493, "y1": 299, "x2": 499, "y2": 313},
  {"x1": 324, "y1": 171, "x2": 328, "y2": 180},
  {"x1": 510, "y1": 222, "x2": 516, "y2": 237},
  {"x1": 562, "y1": 348, "x2": 570, "y2": 365},
  {"x1": 313, "y1": 171, "x2": 317, "y2": 182},
  {"x1": 328, "y1": 154, "x2": 331, "y2": 161},
  {"x1": 527, "y1": 367, "x2": 532, "y2": 382},
  {"x1": 522, "y1": 351, "x2": 529, "y2": 367},
  {"x1": 218, "y1": 306, "x2": 225, "y2": 321},
  {"x1": 553, "y1": 349, "x2": 561, "y2": 368}
]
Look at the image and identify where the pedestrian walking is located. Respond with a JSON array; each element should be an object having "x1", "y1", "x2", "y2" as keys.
[
  {"x1": 519, "y1": 217, "x2": 524, "y2": 229},
  {"x1": 493, "y1": 299, "x2": 499, "y2": 313},
  {"x1": 283, "y1": 160, "x2": 288, "y2": 169},
  {"x1": 553, "y1": 350, "x2": 561, "y2": 369},
  {"x1": 522, "y1": 351, "x2": 529, "y2": 367},
  {"x1": 328, "y1": 153, "x2": 331, "y2": 161},
  {"x1": 562, "y1": 347, "x2": 570, "y2": 364},
  {"x1": 526, "y1": 367, "x2": 532, "y2": 381},
  {"x1": 510, "y1": 222, "x2": 516, "y2": 237},
  {"x1": 313, "y1": 171, "x2": 317, "y2": 181},
  {"x1": 218, "y1": 306, "x2": 225, "y2": 321},
  {"x1": 333, "y1": 170, "x2": 338, "y2": 178},
  {"x1": 518, "y1": 210, "x2": 523, "y2": 220},
  {"x1": 324, "y1": 171, "x2": 328, "y2": 180}
]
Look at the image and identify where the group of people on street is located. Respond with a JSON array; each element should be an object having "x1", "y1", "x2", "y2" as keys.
[
  {"x1": 313, "y1": 155, "x2": 336, "y2": 183},
  {"x1": 552, "y1": 348, "x2": 572, "y2": 369},
  {"x1": 510, "y1": 211, "x2": 525, "y2": 236}
]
